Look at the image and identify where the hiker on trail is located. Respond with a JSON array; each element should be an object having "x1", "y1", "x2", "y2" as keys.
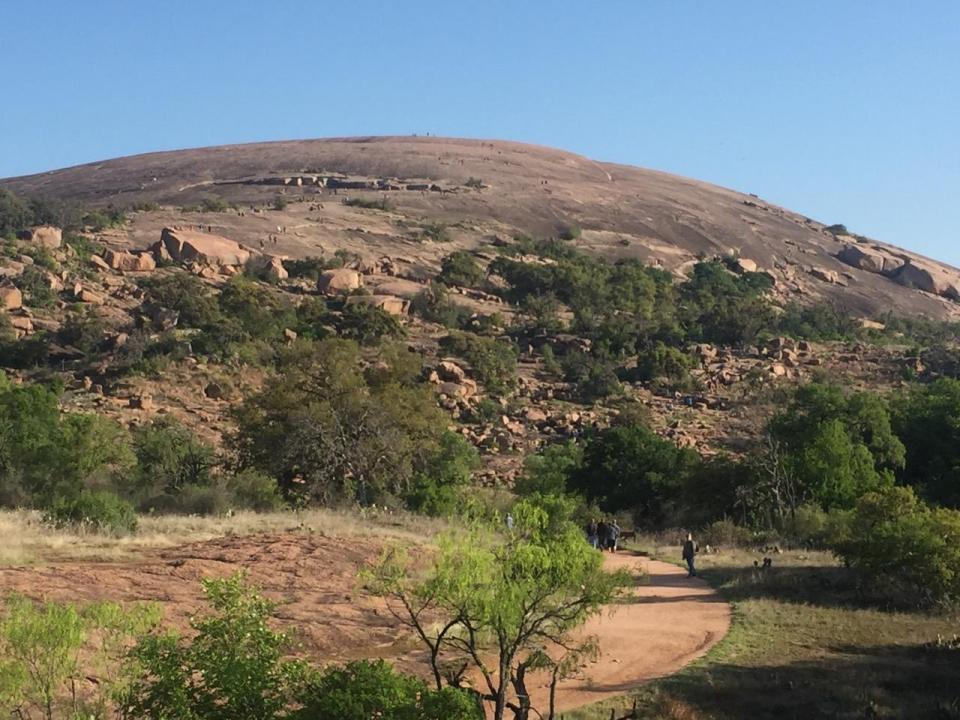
[
  {"x1": 609, "y1": 519, "x2": 621, "y2": 552},
  {"x1": 505, "y1": 513, "x2": 514, "y2": 531},
  {"x1": 682, "y1": 533, "x2": 698, "y2": 577},
  {"x1": 586, "y1": 519, "x2": 599, "y2": 549},
  {"x1": 597, "y1": 519, "x2": 610, "y2": 552}
]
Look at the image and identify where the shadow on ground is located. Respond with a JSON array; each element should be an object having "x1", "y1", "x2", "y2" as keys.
[{"x1": 645, "y1": 642, "x2": 960, "y2": 720}]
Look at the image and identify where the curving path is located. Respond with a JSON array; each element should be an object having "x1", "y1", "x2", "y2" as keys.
[{"x1": 536, "y1": 551, "x2": 731, "y2": 713}]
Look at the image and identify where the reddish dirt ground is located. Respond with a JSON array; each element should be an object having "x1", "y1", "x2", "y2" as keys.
[{"x1": 0, "y1": 534, "x2": 730, "y2": 713}]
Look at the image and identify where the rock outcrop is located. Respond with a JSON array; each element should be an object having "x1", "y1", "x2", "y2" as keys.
[
  {"x1": 104, "y1": 249, "x2": 156, "y2": 272},
  {"x1": 892, "y1": 261, "x2": 960, "y2": 299},
  {"x1": 344, "y1": 294, "x2": 408, "y2": 315},
  {"x1": 18, "y1": 226, "x2": 62, "y2": 249},
  {"x1": 0, "y1": 285, "x2": 23, "y2": 311},
  {"x1": 156, "y1": 227, "x2": 251, "y2": 267},
  {"x1": 318, "y1": 269, "x2": 362, "y2": 294}
]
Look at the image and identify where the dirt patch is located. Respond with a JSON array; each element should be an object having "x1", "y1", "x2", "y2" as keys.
[
  {"x1": 0, "y1": 535, "x2": 730, "y2": 714},
  {"x1": 0, "y1": 533, "x2": 408, "y2": 660}
]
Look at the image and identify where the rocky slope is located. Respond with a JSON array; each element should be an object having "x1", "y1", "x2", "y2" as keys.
[{"x1": 3, "y1": 136, "x2": 958, "y2": 320}]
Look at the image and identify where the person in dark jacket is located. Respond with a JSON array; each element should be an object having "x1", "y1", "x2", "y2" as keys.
[
  {"x1": 586, "y1": 519, "x2": 599, "y2": 549},
  {"x1": 682, "y1": 533, "x2": 698, "y2": 576},
  {"x1": 597, "y1": 520, "x2": 610, "y2": 551}
]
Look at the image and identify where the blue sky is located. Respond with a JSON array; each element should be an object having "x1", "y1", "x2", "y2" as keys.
[{"x1": 2, "y1": 2, "x2": 958, "y2": 264}]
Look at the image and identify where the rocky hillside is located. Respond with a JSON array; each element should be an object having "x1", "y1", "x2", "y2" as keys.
[
  {"x1": 3, "y1": 136, "x2": 959, "y2": 321},
  {"x1": 1, "y1": 137, "x2": 957, "y2": 490}
]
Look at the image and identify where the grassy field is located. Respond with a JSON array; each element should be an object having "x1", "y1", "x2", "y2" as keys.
[
  {"x1": 566, "y1": 543, "x2": 960, "y2": 720},
  {"x1": 0, "y1": 507, "x2": 450, "y2": 566}
]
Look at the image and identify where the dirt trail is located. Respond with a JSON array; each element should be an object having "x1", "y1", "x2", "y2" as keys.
[
  {"x1": 541, "y1": 552, "x2": 731, "y2": 713},
  {"x1": 0, "y1": 535, "x2": 729, "y2": 714}
]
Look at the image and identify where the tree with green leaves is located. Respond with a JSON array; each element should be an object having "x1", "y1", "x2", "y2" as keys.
[
  {"x1": 891, "y1": 378, "x2": 960, "y2": 508},
  {"x1": 366, "y1": 497, "x2": 627, "y2": 720},
  {"x1": 769, "y1": 382, "x2": 904, "y2": 510},
  {"x1": 232, "y1": 339, "x2": 454, "y2": 507},
  {"x1": 120, "y1": 572, "x2": 307, "y2": 720}
]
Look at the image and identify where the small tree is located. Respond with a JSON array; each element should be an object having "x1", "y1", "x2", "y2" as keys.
[
  {"x1": 439, "y1": 251, "x2": 485, "y2": 288},
  {"x1": 120, "y1": 572, "x2": 307, "y2": 720},
  {"x1": 366, "y1": 498, "x2": 627, "y2": 720}
]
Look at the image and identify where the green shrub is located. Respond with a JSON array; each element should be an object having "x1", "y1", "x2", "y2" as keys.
[
  {"x1": 342, "y1": 196, "x2": 390, "y2": 210},
  {"x1": 44, "y1": 490, "x2": 138, "y2": 536},
  {"x1": 515, "y1": 441, "x2": 583, "y2": 496},
  {"x1": 440, "y1": 331, "x2": 517, "y2": 395},
  {"x1": 0, "y1": 189, "x2": 32, "y2": 236},
  {"x1": 199, "y1": 197, "x2": 233, "y2": 213},
  {"x1": 420, "y1": 221, "x2": 450, "y2": 243},
  {"x1": 336, "y1": 303, "x2": 405, "y2": 345},
  {"x1": 557, "y1": 224, "x2": 581, "y2": 240},
  {"x1": 438, "y1": 250, "x2": 484, "y2": 287},
  {"x1": 635, "y1": 342, "x2": 695, "y2": 383},
  {"x1": 0, "y1": 595, "x2": 160, "y2": 720},
  {"x1": 832, "y1": 486, "x2": 960, "y2": 606},
  {"x1": 227, "y1": 469, "x2": 283, "y2": 512},
  {"x1": 286, "y1": 255, "x2": 338, "y2": 281},
  {"x1": 700, "y1": 518, "x2": 754, "y2": 547},
  {"x1": 13, "y1": 266, "x2": 57, "y2": 309},
  {"x1": 140, "y1": 273, "x2": 222, "y2": 328},
  {"x1": 561, "y1": 349, "x2": 622, "y2": 400},
  {"x1": 464, "y1": 177, "x2": 484, "y2": 189},
  {"x1": 121, "y1": 572, "x2": 308, "y2": 720},
  {"x1": 271, "y1": 196, "x2": 288, "y2": 211},
  {"x1": 131, "y1": 418, "x2": 215, "y2": 498},
  {"x1": 293, "y1": 659, "x2": 481, "y2": 720}
]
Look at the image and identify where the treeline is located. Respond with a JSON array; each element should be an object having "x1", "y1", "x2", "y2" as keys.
[
  {"x1": 516, "y1": 378, "x2": 960, "y2": 605},
  {"x1": 422, "y1": 239, "x2": 960, "y2": 399},
  {"x1": 0, "y1": 332, "x2": 479, "y2": 532},
  {"x1": 0, "y1": 188, "x2": 131, "y2": 236}
]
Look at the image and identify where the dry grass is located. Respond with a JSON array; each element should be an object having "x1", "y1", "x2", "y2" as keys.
[{"x1": 0, "y1": 507, "x2": 450, "y2": 566}]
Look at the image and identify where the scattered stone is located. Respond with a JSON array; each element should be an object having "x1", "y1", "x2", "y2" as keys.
[
  {"x1": 436, "y1": 360, "x2": 467, "y2": 383},
  {"x1": 283, "y1": 328, "x2": 298, "y2": 342},
  {"x1": 89, "y1": 254, "x2": 112, "y2": 272}
]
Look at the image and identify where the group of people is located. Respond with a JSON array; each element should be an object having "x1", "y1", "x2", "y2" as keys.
[{"x1": 586, "y1": 518, "x2": 621, "y2": 552}]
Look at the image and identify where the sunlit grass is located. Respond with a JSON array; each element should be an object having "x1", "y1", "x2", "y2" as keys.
[{"x1": 0, "y1": 507, "x2": 450, "y2": 566}]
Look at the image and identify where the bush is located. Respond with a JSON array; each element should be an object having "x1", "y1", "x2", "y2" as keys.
[
  {"x1": 557, "y1": 224, "x2": 581, "y2": 240},
  {"x1": 336, "y1": 303, "x2": 405, "y2": 345},
  {"x1": 131, "y1": 418, "x2": 215, "y2": 498},
  {"x1": 140, "y1": 273, "x2": 222, "y2": 328},
  {"x1": 44, "y1": 490, "x2": 138, "y2": 535},
  {"x1": 438, "y1": 250, "x2": 484, "y2": 287},
  {"x1": 13, "y1": 266, "x2": 58, "y2": 309},
  {"x1": 420, "y1": 221, "x2": 450, "y2": 243},
  {"x1": 121, "y1": 573, "x2": 307, "y2": 720},
  {"x1": 515, "y1": 441, "x2": 584, "y2": 496},
  {"x1": 634, "y1": 342, "x2": 695, "y2": 384},
  {"x1": 440, "y1": 332, "x2": 517, "y2": 395},
  {"x1": 342, "y1": 196, "x2": 390, "y2": 211},
  {"x1": 561, "y1": 349, "x2": 622, "y2": 401},
  {"x1": 293, "y1": 659, "x2": 481, "y2": 720},
  {"x1": 227, "y1": 469, "x2": 283, "y2": 512},
  {"x1": 832, "y1": 486, "x2": 960, "y2": 606},
  {"x1": 700, "y1": 518, "x2": 754, "y2": 547},
  {"x1": 0, "y1": 595, "x2": 160, "y2": 719}
]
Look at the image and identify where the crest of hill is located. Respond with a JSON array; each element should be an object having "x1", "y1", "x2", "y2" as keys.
[{"x1": 2, "y1": 135, "x2": 957, "y2": 319}]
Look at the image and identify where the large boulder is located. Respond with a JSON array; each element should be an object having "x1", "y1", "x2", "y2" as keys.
[
  {"x1": 892, "y1": 261, "x2": 960, "y2": 298},
  {"x1": 0, "y1": 285, "x2": 23, "y2": 311},
  {"x1": 344, "y1": 294, "x2": 408, "y2": 316},
  {"x1": 18, "y1": 226, "x2": 62, "y2": 249},
  {"x1": 250, "y1": 254, "x2": 288, "y2": 281},
  {"x1": 159, "y1": 227, "x2": 251, "y2": 267},
  {"x1": 318, "y1": 268, "x2": 362, "y2": 295},
  {"x1": 837, "y1": 245, "x2": 885, "y2": 274},
  {"x1": 104, "y1": 249, "x2": 156, "y2": 272}
]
